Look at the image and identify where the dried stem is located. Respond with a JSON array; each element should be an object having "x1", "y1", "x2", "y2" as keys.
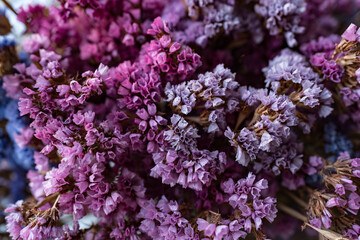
[
  {"x1": 286, "y1": 191, "x2": 308, "y2": 209},
  {"x1": 277, "y1": 203, "x2": 307, "y2": 222},
  {"x1": 52, "y1": 193, "x2": 61, "y2": 208},
  {"x1": 278, "y1": 203, "x2": 348, "y2": 240},
  {"x1": 235, "y1": 106, "x2": 252, "y2": 131},
  {"x1": 305, "y1": 223, "x2": 348, "y2": 240},
  {"x1": 1, "y1": 0, "x2": 17, "y2": 15},
  {"x1": 35, "y1": 192, "x2": 60, "y2": 209}
]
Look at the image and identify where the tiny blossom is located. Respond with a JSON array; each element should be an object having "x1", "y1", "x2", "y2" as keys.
[
  {"x1": 151, "y1": 146, "x2": 227, "y2": 191},
  {"x1": 165, "y1": 64, "x2": 240, "y2": 133},
  {"x1": 163, "y1": 114, "x2": 199, "y2": 154},
  {"x1": 226, "y1": 90, "x2": 298, "y2": 166},
  {"x1": 308, "y1": 154, "x2": 360, "y2": 235},
  {"x1": 255, "y1": 132, "x2": 304, "y2": 176},
  {"x1": 300, "y1": 35, "x2": 341, "y2": 58},
  {"x1": 195, "y1": 173, "x2": 277, "y2": 238},
  {"x1": 254, "y1": 0, "x2": 306, "y2": 47},
  {"x1": 143, "y1": 17, "x2": 202, "y2": 83},
  {"x1": 263, "y1": 49, "x2": 333, "y2": 132},
  {"x1": 138, "y1": 196, "x2": 196, "y2": 239}
]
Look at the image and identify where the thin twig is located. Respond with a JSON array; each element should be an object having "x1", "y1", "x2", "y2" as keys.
[
  {"x1": 278, "y1": 203, "x2": 349, "y2": 240},
  {"x1": 277, "y1": 203, "x2": 307, "y2": 222},
  {"x1": 286, "y1": 191, "x2": 308, "y2": 209},
  {"x1": 1, "y1": 0, "x2": 17, "y2": 15},
  {"x1": 52, "y1": 193, "x2": 61, "y2": 208},
  {"x1": 305, "y1": 223, "x2": 349, "y2": 240},
  {"x1": 35, "y1": 192, "x2": 60, "y2": 209}
]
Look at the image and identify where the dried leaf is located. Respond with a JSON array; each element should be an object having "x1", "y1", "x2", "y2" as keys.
[
  {"x1": 305, "y1": 223, "x2": 349, "y2": 240},
  {"x1": 0, "y1": 14, "x2": 11, "y2": 35}
]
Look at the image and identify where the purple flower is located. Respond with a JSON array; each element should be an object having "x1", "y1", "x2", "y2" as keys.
[
  {"x1": 166, "y1": 64, "x2": 240, "y2": 133},
  {"x1": 255, "y1": 0, "x2": 306, "y2": 47},
  {"x1": 197, "y1": 218, "x2": 216, "y2": 236}
]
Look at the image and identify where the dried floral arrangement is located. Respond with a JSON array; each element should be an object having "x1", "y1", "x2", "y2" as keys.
[{"x1": 1, "y1": 0, "x2": 360, "y2": 239}]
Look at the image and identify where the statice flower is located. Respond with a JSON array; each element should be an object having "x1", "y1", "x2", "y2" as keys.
[
  {"x1": 109, "y1": 61, "x2": 162, "y2": 110},
  {"x1": 225, "y1": 127, "x2": 259, "y2": 167},
  {"x1": 222, "y1": 174, "x2": 278, "y2": 230},
  {"x1": 226, "y1": 90, "x2": 298, "y2": 166},
  {"x1": 143, "y1": 17, "x2": 202, "y2": 83},
  {"x1": 3, "y1": 0, "x2": 360, "y2": 239},
  {"x1": 304, "y1": 35, "x2": 344, "y2": 84},
  {"x1": 184, "y1": 0, "x2": 240, "y2": 42},
  {"x1": 300, "y1": 35, "x2": 340, "y2": 58},
  {"x1": 196, "y1": 173, "x2": 277, "y2": 239},
  {"x1": 263, "y1": 49, "x2": 333, "y2": 132},
  {"x1": 312, "y1": 24, "x2": 360, "y2": 129},
  {"x1": 308, "y1": 154, "x2": 360, "y2": 238},
  {"x1": 165, "y1": 64, "x2": 240, "y2": 133},
  {"x1": 330, "y1": 24, "x2": 360, "y2": 94},
  {"x1": 16, "y1": 1, "x2": 168, "y2": 72},
  {"x1": 151, "y1": 145, "x2": 227, "y2": 191},
  {"x1": 134, "y1": 104, "x2": 167, "y2": 153},
  {"x1": 138, "y1": 196, "x2": 196, "y2": 239},
  {"x1": 255, "y1": 132, "x2": 304, "y2": 176},
  {"x1": 254, "y1": 0, "x2": 306, "y2": 47},
  {"x1": 5, "y1": 198, "x2": 64, "y2": 240},
  {"x1": 163, "y1": 114, "x2": 199, "y2": 154}
]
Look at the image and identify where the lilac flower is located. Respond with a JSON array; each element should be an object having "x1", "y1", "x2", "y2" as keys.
[
  {"x1": 163, "y1": 114, "x2": 199, "y2": 154},
  {"x1": 144, "y1": 17, "x2": 202, "y2": 83},
  {"x1": 151, "y1": 147, "x2": 227, "y2": 191},
  {"x1": 255, "y1": 0, "x2": 306, "y2": 47},
  {"x1": 195, "y1": 173, "x2": 277, "y2": 238},
  {"x1": 226, "y1": 90, "x2": 298, "y2": 166},
  {"x1": 165, "y1": 64, "x2": 240, "y2": 133},
  {"x1": 263, "y1": 49, "x2": 333, "y2": 131},
  {"x1": 138, "y1": 196, "x2": 196, "y2": 239},
  {"x1": 308, "y1": 154, "x2": 360, "y2": 233}
]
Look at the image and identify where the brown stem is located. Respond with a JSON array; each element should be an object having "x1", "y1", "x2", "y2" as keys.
[
  {"x1": 52, "y1": 193, "x2": 61, "y2": 208},
  {"x1": 35, "y1": 192, "x2": 60, "y2": 209},
  {"x1": 305, "y1": 223, "x2": 348, "y2": 240},
  {"x1": 235, "y1": 106, "x2": 252, "y2": 131},
  {"x1": 286, "y1": 191, "x2": 308, "y2": 209},
  {"x1": 1, "y1": 0, "x2": 17, "y2": 15},
  {"x1": 278, "y1": 203, "x2": 307, "y2": 222},
  {"x1": 185, "y1": 116, "x2": 204, "y2": 125},
  {"x1": 279, "y1": 203, "x2": 349, "y2": 240}
]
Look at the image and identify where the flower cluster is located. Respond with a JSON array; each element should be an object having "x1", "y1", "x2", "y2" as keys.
[
  {"x1": 254, "y1": 0, "x2": 306, "y2": 47},
  {"x1": 165, "y1": 64, "x2": 240, "y2": 133},
  {"x1": 138, "y1": 196, "x2": 195, "y2": 239},
  {"x1": 263, "y1": 49, "x2": 333, "y2": 132},
  {"x1": 151, "y1": 114, "x2": 227, "y2": 191},
  {"x1": 307, "y1": 154, "x2": 360, "y2": 238},
  {"x1": 225, "y1": 90, "x2": 298, "y2": 166}
]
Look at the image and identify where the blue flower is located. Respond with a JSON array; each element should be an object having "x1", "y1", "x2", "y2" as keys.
[{"x1": 324, "y1": 122, "x2": 353, "y2": 159}]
